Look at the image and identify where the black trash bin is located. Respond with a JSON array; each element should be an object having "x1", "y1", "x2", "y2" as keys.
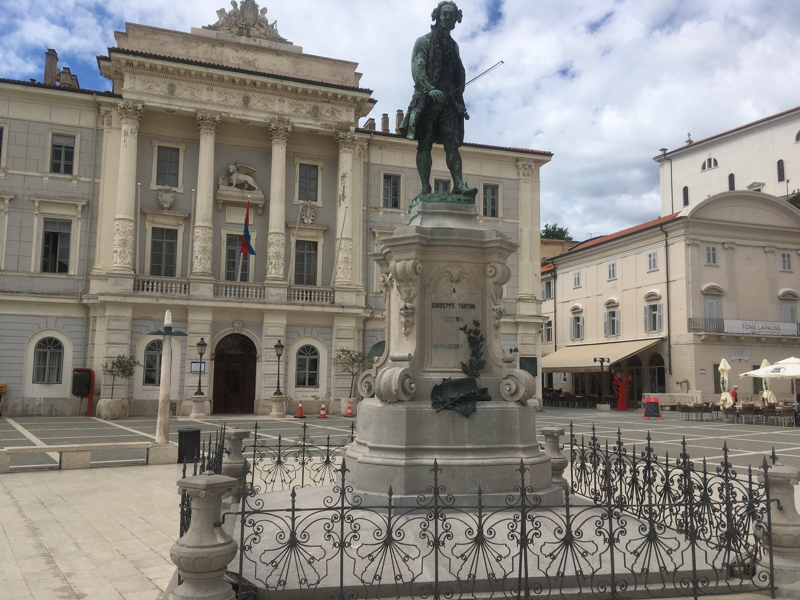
[{"x1": 178, "y1": 428, "x2": 201, "y2": 464}]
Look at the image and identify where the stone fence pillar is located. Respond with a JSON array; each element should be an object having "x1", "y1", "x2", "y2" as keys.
[
  {"x1": 760, "y1": 464, "x2": 800, "y2": 599},
  {"x1": 169, "y1": 471, "x2": 238, "y2": 600},
  {"x1": 221, "y1": 428, "x2": 251, "y2": 502},
  {"x1": 540, "y1": 426, "x2": 568, "y2": 494}
]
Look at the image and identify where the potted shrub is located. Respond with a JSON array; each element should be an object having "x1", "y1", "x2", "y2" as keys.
[
  {"x1": 333, "y1": 349, "x2": 371, "y2": 416},
  {"x1": 97, "y1": 355, "x2": 141, "y2": 420}
]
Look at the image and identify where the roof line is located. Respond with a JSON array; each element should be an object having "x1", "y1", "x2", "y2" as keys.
[
  {"x1": 0, "y1": 78, "x2": 118, "y2": 98},
  {"x1": 559, "y1": 212, "x2": 683, "y2": 257},
  {"x1": 355, "y1": 128, "x2": 553, "y2": 156},
  {"x1": 101, "y1": 48, "x2": 373, "y2": 94}
]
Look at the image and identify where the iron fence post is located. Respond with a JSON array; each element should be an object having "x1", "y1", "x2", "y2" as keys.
[{"x1": 604, "y1": 441, "x2": 617, "y2": 600}]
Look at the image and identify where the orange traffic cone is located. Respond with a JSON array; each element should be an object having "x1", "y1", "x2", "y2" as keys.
[
  {"x1": 345, "y1": 399, "x2": 354, "y2": 418},
  {"x1": 294, "y1": 399, "x2": 306, "y2": 419},
  {"x1": 318, "y1": 401, "x2": 327, "y2": 418}
]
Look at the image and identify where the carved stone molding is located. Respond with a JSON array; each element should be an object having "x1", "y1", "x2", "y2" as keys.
[
  {"x1": 335, "y1": 238, "x2": 353, "y2": 284},
  {"x1": 391, "y1": 259, "x2": 422, "y2": 338},
  {"x1": 100, "y1": 108, "x2": 114, "y2": 128},
  {"x1": 192, "y1": 225, "x2": 214, "y2": 276},
  {"x1": 158, "y1": 185, "x2": 175, "y2": 210},
  {"x1": 764, "y1": 246, "x2": 777, "y2": 254},
  {"x1": 269, "y1": 122, "x2": 292, "y2": 144},
  {"x1": 499, "y1": 369, "x2": 535, "y2": 404},
  {"x1": 112, "y1": 218, "x2": 135, "y2": 270},
  {"x1": 266, "y1": 231, "x2": 286, "y2": 279},
  {"x1": 357, "y1": 144, "x2": 369, "y2": 162},
  {"x1": 334, "y1": 132, "x2": 358, "y2": 151},
  {"x1": 375, "y1": 366, "x2": 416, "y2": 403},
  {"x1": 723, "y1": 242, "x2": 736, "y2": 250},
  {"x1": 486, "y1": 263, "x2": 511, "y2": 304},
  {"x1": 516, "y1": 159, "x2": 534, "y2": 178},
  {"x1": 117, "y1": 101, "x2": 144, "y2": 125},
  {"x1": 299, "y1": 203, "x2": 316, "y2": 224},
  {"x1": 196, "y1": 113, "x2": 221, "y2": 134}
]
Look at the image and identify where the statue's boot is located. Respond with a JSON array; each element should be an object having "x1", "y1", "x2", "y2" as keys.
[{"x1": 452, "y1": 180, "x2": 478, "y2": 196}]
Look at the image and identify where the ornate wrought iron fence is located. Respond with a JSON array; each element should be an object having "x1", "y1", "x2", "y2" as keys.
[
  {"x1": 225, "y1": 432, "x2": 775, "y2": 600},
  {"x1": 180, "y1": 423, "x2": 227, "y2": 538}
]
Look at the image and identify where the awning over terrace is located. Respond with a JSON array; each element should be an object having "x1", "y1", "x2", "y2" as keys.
[{"x1": 541, "y1": 338, "x2": 663, "y2": 372}]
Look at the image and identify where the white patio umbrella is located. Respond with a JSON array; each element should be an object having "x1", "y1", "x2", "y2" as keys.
[
  {"x1": 741, "y1": 357, "x2": 800, "y2": 405},
  {"x1": 759, "y1": 359, "x2": 777, "y2": 405},
  {"x1": 719, "y1": 359, "x2": 733, "y2": 408}
]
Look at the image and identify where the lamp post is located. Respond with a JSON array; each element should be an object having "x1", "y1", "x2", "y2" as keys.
[
  {"x1": 594, "y1": 357, "x2": 610, "y2": 405},
  {"x1": 273, "y1": 340, "x2": 285, "y2": 396},
  {"x1": 194, "y1": 338, "x2": 207, "y2": 396}
]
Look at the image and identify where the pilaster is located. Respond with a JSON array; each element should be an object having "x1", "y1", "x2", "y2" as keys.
[
  {"x1": 260, "y1": 312, "x2": 287, "y2": 406},
  {"x1": 191, "y1": 113, "x2": 220, "y2": 279},
  {"x1": 334, "y1": 132, "x2": 357, "y2": 291},
  {"x1": 183, "y1": 306, "x2": 214, "y2": 415},
  {"x1": 516, "y1": 159, "x2": 540, "y2": 314},
  {"x1": 92, "y1": 107, "x2": 117, "y2": 278},
  {"x1": 110, "y1": 102, "x2": 143, "y2": 275},
  {"x1": 332, "y1": 314, "x2": 358, "y2": 401},
  {"x1": 266, "y1": 121, "x2": 292, "y2": 282},
  {"x1": 98, "y1": 304, "x2": 134, "y2": 399}
]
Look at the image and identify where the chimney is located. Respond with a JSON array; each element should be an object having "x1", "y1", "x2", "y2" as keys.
[
  {"x1": 44, "y1": 49, "x2": 59, "y2": 86},
  {"x1": 363, "y1": 118, "x2": 376, "y2": 131},
  {"x1": 381, "y1": 113, "x2": 389, "y2": 133},
  {"x1": 395, "y1": 109, "x2": 404, "y2": 133},
  {"x1": 58, "y1": 67, "x2": 80, "y2": 89}
]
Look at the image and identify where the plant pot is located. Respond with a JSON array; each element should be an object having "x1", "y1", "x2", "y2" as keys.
[{"x1": 97, "y1": 398, "x2": 129, "y2": 420}]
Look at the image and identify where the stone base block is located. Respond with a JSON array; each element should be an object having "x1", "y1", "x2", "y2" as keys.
[
  {"x1": 148, "y1": 443, "x2": 179, "y2": 465},
  {"x1": 60, "y1": 450, "x2": 91, "y2": 470},
  {"x1": 255, "y1": 398, "x2": 272, "y2": 416},
  {"x1": 0, "y1": 450, "x2": 9, "y2": 474},
  {"x1": 597, "y1": 404, "x2": 611, "y2": 411},
  {"x1": 346, "y1": 398, "x2": 559, "y2": 507},
  {"x1": 269, "y1": 397, "x2": 287, "y2": 418},
  {"x1": 189, "y1": 394, "x2": 211, "y2": 419},
  {"x1": 97, "y1": 398, "x2": 129, "y2": 420}
]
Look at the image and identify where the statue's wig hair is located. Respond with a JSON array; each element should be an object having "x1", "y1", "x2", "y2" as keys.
[{"x1": 431, "y1": 1, "x2": 463, "y2": 25}]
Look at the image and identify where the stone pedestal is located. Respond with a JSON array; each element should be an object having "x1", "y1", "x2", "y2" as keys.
[
  {"x1": 350, "y1": 201, "x2": 553, "y2": 505},
  {"x1": 269, "y1": 396, "x2": 287, "y2": 418},
  {"x1": 540, "y1": 426, "x2": 568, "y2": 493},
  {"x1": 148, "y1": 443, "x2": 179, "y2": 465},
  {"x1": 97, "y1": 398, "x2": 129, "y2": 420},
  {"x1": 170, "y1": 471, "x2": 238, "y2": 600},
  {"x1": 222, "y1": 428, "x2": 251, "y2": 502},
  {"x1": 189, "y1": 393, "x2": 211, "y2": 419},
  {"x1": 759, "y1": 465, "x2": 800, "y2": 599}
]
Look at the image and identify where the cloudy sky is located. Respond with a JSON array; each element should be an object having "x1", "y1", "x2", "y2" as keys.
[{"x1": 3, "y1": 0, "x2": 800, "y2": 239}]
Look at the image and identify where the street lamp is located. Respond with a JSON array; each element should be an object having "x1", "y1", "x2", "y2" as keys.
[
  {"x1": 194, "y1": 338, "x2": 207, "y2": 396},
  {"x1": 273, "y1": 340, "x2": 285, "y2": 396},
  {"x1": 594, "y1": 357, "x2": 610, "y2": 405}
]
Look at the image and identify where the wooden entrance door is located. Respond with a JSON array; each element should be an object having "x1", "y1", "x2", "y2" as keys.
[{"x1": 212, "y1": 334, "x2": 257, "y2": 414}]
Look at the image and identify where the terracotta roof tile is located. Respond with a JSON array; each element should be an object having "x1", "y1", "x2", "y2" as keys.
[
  {"x1": 565, "y1": 212, "x2": 682, "y2": 254},
  {"x1": 0, "y1": 77, "x2": 118, "y2": 97},
  {"x1": 541, "y1": 263, "x2": 555, "y2": 273}
]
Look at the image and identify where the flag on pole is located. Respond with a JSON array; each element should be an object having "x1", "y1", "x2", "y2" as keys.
[{"x1": 240, "y1": 201, "x2": 256, "y2": 255}]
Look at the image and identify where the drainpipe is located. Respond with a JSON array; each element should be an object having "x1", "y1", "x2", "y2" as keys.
[
  {"x1": 552, "y1": 269, "x2": 557, "y2": 352},
  {"x1": 660, "y1": 223, "x2": 672, "y2": 375},
  {"x1": 80, "y1": 94, "x2": 100, "y2": 369}
]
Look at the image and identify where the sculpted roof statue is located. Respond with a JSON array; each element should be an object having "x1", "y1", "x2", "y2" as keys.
[{"x1": 208, "y1": 0, "x2": 287, "y2": 42}]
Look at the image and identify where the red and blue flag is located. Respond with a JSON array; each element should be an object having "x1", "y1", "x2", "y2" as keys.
[{"x1": 240, "y1": 201, "x2": 256, "y2": 255}]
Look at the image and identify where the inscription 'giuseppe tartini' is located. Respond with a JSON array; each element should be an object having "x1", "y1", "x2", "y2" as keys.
[{"x1": 431, "y1": 303, "x2": 476, "y2": 309}]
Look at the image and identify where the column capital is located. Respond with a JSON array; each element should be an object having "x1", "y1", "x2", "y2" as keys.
[
  {"x1": 100, "y1": 107, "x2": 114, "y2": 128},
  {"x1": 196, "y1": 113, "x2": 221, "y2": 134},
  {"x1": 117, "y1": 101, "x2": 143, "y2": 124},
  {"x1": 269, "y1": 121, "x2": 292, "y2": 144},
  {"x1": 516, "y1": 158, "x2": 535, "y2": 178},
  {"x1": 335, "y1": 132, "x2": 358, "y2": 151}
]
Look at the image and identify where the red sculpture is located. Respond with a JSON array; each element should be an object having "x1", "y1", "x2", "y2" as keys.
[{"x1": 612, "y1": 373, "x2": 632, "y2": 411}]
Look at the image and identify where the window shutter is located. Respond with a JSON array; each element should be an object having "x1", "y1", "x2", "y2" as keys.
[
  {"x1": 604, "y1": 311, "x2": 608, "y2": 336},
  {"x1": 570, "y1": 317, "x2": 574, "y2": 340},
  {"x1": 657, "y1": 303, "x2": 663, "y2": 331},
  {"x1": 644, "y1": 306, "x2": 649, "y2": 332}
]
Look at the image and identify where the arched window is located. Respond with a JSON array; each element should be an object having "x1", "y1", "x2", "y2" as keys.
[
  {"x1": 777, "y1": 159, "x2": 785, "y2": 182},
  {"x1": 728, "y1": 173, "x2": 735, "y2": 191},
  {"x1": 143, "y1": 340, "x2": 163, "y2": 386},
  {"x1": 648, "y1": 353, "x2": 666, "y2": 393},
  {"x1": 33, "y1": 337, "x2": 64, "y2": 384},
  {"x1": 295, "y1": 345, "x2": 320, "y2": 387},
  {"x1": 682, "y1": 186, "x2": 689, "y2": 206},
  {"x1": 700, "y1": 158, "x2": 718, "y2": 171}
]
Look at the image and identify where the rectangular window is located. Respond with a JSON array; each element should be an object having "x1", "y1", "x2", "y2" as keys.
[
  {"x1": 541, "y1": 280, "x2": 553, "y2": 300},
  {"x1": 705, "y1": 245, "x2": 717, "y2": 265},
  {"x1": 648, "y1": 251, "x2": 658, "y2": 271},
  {"x1": 225, "y1": 234, "x2": 249, "y2": 282},
  {"x1": 51, "y1": 134, "x2": 75, "y2": 175},
  {"x1": 0, "y1": 126, "x2": 4, "y2": 164},
  {"x1": 573, "y1": 271, "x2": 581, "y2": 287},
  {"x1": 156, "y1": 146, "x2": 180, "y2": 187},
  {"x1": 41, "y1": 218, "x2": 71, "y2": 273},
  {"x1": 482, "y1": 184, "x2": 499, "y2": 217},
  {"x1": 644, "y1": 303, "x2": 663, "y2": 332},
  {"x1": 298, "y1": 163, "x2": 319, "y2": 202},
  {"x1": 294, "y1": 240, "x2": 318, "y2": 286},
  {"x1": 543, "y1": 321, "x2": 553, "y2": 343},
  {"x1": 150, "y1": 227, "x2": 178, "y2": 277},
  {"x1": 434, "y1": 179, "x2": 451, "y2": 194},
  {"x1": 704, "y1": 297, "x2": 722, "y2": 319},
  {"x1": 570, "y1": 314, "x2": 583, "y2": 340},
  {"x1": 383, "y1": 174, "x2": 401, "y2": 209},
  {"x1": 781, "y1": 252, "x2": 792, "y2": 271},
  {"x1": 608, "y1": 262, "x2": 616, "y2": 280},
  {"x1": 604, "y1": 309, "x2": 620, "y2": 336},
  {"x1": 781, "y1": 301, "x2": 798, "y2": 323}
]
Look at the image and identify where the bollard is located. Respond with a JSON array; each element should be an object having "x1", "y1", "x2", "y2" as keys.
[
  {"x1": 540, "y1": 426, "x2": 568, "y2": 494},
  {"x1": 221, "y1": 427, "x2": 251, "y2": 502},
  {"x1": 759, "y1": 464, "x2": 800, "y2": 599},
  {"x1": 169, "y1": 471, "x2": 238, "y2": 600}
]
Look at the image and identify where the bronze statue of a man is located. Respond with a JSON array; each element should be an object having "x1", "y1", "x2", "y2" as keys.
[{"x1": 399, "y1": 1, "x2": 478, "y2": 199}]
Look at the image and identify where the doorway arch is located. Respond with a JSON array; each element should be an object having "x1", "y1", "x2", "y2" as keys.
[{"x1": 212, "y1": 333, "x2": 257, "y2": 414}]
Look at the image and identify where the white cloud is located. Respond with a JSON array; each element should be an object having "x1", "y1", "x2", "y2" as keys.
[{"x1": 3, "y1": 0, "x2": 800, "y2": 240}]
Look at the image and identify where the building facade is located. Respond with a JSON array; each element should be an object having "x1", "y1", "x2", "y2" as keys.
[{"x1": 0, "y1": 9, "x2": 550, "y2": 416}]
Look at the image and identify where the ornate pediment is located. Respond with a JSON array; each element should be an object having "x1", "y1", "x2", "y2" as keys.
[{"x1": 208, "y1": 0, "x2": 288, "y2": 42}]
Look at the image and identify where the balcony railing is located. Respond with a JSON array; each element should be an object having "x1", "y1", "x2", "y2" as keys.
[
  {"x1": 134, "y1": 276, "x2": 189, "y2": 295},
  {"x1": 687, "y1": 317, "x2": 724, "y2": 332},
  {"x1": 288, "y1": 286, "x2": 334, "y2": 304},
  {"x1": 214, "y1": 282, "x2": 266, "y2": 300}
]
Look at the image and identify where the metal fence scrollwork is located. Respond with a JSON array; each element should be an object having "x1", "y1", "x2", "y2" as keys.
[{"x1": 180, "y1": 423, "x2": 227, "y2": 538}]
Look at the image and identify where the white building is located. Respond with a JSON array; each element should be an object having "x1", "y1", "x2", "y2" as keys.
[{"x1": 0, "y1": 6, "x2": 550, "y2": 417}]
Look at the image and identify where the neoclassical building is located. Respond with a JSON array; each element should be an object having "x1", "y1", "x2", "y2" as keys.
[{"x1": 0, "y1": 6, "x2": 550, "y2": 416}]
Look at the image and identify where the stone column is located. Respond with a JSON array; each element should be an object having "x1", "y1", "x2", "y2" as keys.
[
  {"x1": 540, "y1": 426, "x2": 568, "y2": 493},
  {"x1": 333, "y1": 133, "x2": 357, "y2": 291},
  {"x1": 516, "y1": 159, "x2": 540, "y2": 313},
  {"x1": 91, "y1": 107, "x2": 117, "y2": 278},
  {"x1": 170, "y1": 472, "x2": 238, "y2": 600},
  {"x1": 221, "y1": 428, "x2": 251, "y2": 502},
  {"x1": 759, "y1": 464, "x2": 800, "y2": 599},
  {"x1": 110, "y1": 102, "x2": 143, "y2": 274},
  {"x1": 266, "y1": 121, "x2": 292, "y2": 281},
  {"x1": 191, "y1": 114, "x2": 220, "y2": 279}
]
